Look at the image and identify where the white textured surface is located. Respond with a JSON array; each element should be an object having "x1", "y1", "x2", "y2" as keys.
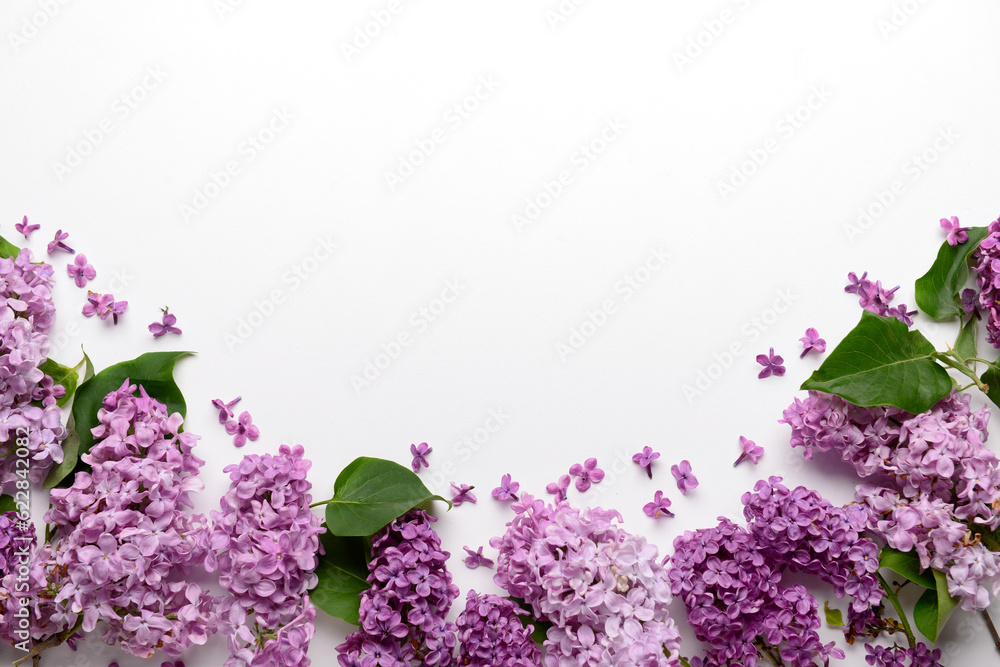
[{"x1": 1, "y1": 1, "x2": 1000, "y2": 664}]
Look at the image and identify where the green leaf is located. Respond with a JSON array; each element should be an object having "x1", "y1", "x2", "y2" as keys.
[
  {"x1": 823, "y1": 601, "x2": 844, "y2": 627},
  {"x1": 38, "y1": 358, "x2": 79, "y2": 408},
  {"x1": 311, "y1": 527, "x2": 371, "y2": 625},
  {"x1": 0, "y1": 495, "x2": 16, "y2": 513},
  {"x1": 50, "y1": 351, "x2": 192, "y2": 489},
  {"x1": 0, "y1": 234, "x2": 21, "y2": 260},
  {"x1": 915, "y1": 227, "x2": 990, "y2": 320},
  {"x1": 982, "y1": 362, "x2": 1000, "y2": 410},
  {"x1": 913, "y1": 569, "x2": 960, "y2": 643},
  {"x1": 323, "y1": 457, "x2": 450, "y2": 537},
  {"x1": 801, "y1": 311, "x2": 953, "y2": 413},
  {"x1": 879, "y1": 547, "x2": 935, "y2": 589},
  {"x1": 954, "y1": 317, "x2": 978, "y2": 364}
]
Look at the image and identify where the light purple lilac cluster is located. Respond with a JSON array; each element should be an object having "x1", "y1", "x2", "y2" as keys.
[
  {"x1": 454, "y1": 591, "x2": 541, "y2": 667},
  {"x1": 32, "y1": 382, "x2": 217, "y2": 657},
  {"x1": 0, "y1": 248, "x2": 66, "y2": 493},
  {"x1": 865, "y1": 643, "x2": 943, "y2": 667},
  {"x1": 337, "y1": 509, "x2": 459, "y2": 666},
  {"x1": 0, "y1": 511, "x2": 36, "y2": 647},
  {"x1": 206, "y1": 444, "x2": 324, "y2": 667},
  {"x1": 845, "y1": 271, "x2": 916, "y2": 326},
  {"x1": 973, "y1": 215, "x2": 1000, "y2": 347},
  {"x1": 781, "y1": 390, "x2": 1000, "y2": 611},
  {"x1": 670, "y1": 477, "x2": 880, "y2": 666},
  {"x1": 490, "y1": 494, "x2": 681, "y2": 667}
]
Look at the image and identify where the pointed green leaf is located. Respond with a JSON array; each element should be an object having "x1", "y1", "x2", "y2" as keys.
[
  {"x1": 51, "y1": 351, "x2": 193, "y2": 488},
  {"x1": 879, "y1": 547, "x2": 935, "y2": 589},
  {"x1": 915, "y1": 227, "x2": 990, "y2": 320},
  {"x1": 823, "y1": 601, "x2": 844, "y2": 627},
  {"x1": 801, "y1": 311, "x2": 953, "y2": 413},
  {"x1": 0, "y1": 495, "x2": 16, "y2": 513},
  {"x1": 0, "y1": 234, "x2": 21, "y2": 260},
  {"x1": 38, "y1": 358, "x2": 79, "y2": 408},
  {"x1": 913, "y1": 569, "x2": 960, "y2": 643},
  {"x1": 323, "y1": 457, "x2": 450, "y2": 537},
  {"x1": 954, "y1": 317, "x2": 978, "y2": 363},
  {"x1": 982, "y1": 362, "x2": 1000, "y2": 410},
  {"x1": 311, "y1": 527, "x2": 371, "y2": 625}
]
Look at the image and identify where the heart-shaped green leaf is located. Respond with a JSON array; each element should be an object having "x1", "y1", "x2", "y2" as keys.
[
  {"x1": 311, "y1": 528, "x2": 371, "y2": 624},
  {"x1": 915, "y1": 227, "x2": 989, "y2": 320},
  {"x1": 823, "y1": 601, "x2": 844, "y2": 627},
  {"x1": 880, "y1": 547, "x2": 935, "y2": 589},
  {"x1": 801, "y1": 311, "x2": 952, "y2": 414},
  {"x1": 0, "y1": 234, "x2": 21, "y2": 260},
  {"x1": 913, "y1": 568, "x2": 960, "y2": 643},
  {"x1": 323, "y1": 457, "x2": 450, "y2": 537}
]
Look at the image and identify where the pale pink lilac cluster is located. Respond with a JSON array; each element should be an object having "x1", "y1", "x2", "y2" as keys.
[
  {"x1": 973, "y1": 215, "x2": 1000, "y2": 347},
  {"x1": 781, "y1": 390, "x2": 1000, "y2": 611},
  {"x1": 206, "y1": 444, "x2": 324, "y2": 667},
  {"x1": 454, "y1": 591, "x2": 541, "y2": 666},
  {"x1": 845, "y1": 271, "x2": 916, "y2": 326},
  {"x1": 490, "y1": 494, "x2": 681, "y2": 667},
  {"x1": 669, "y1": 478, "x2": 880, "y2": 666},
  {"x1": 0, "y1": 248, "x2": 66, "y2": 494},
  {"x1": 33, "y1": 382, "x2": 217, "y2": 657},
  {"x1": 337, "y1": 509, "x2": 459, "y2": 666}
]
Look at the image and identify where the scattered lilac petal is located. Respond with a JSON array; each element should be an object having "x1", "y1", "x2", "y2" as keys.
[
  {"x1": 410, "y1": 442, "x2": 431, "y2": 472},
  {"x1": 568, "y1": 457, "x2": 605, "y2": 492},
  {"x1": 492, "y1": 473, "x2": 519, "y2": 501},
  {"x1": 734, "y1": 436, "x2": 764, "y2": 467},
  {"x1": 46, "y1": 229, "x2": 74, "y2": 254},
  {"x1": 450, "y1": 483, "x2": 477, "y2": 506},
  {"x1": 15, "y1": 216, "x2": 39, "y2": 239},
  {"x1": 643, "y1": 491, "x2": 674, "y2": 519},
  {"x1": 211, "y1": 396, "x2": 242, "y2": 423},
  {"x1": 632, "y1": 446, "x2": 660, "y2": 479},
  {"x1": 148, "y1": 307, "x2": 182, "y2": 338},
  {"x1": 799, "y1": 328, "x2": 826, "y2": 358},
  {"x1": 463, "y1": 545, "x2": 494, "y2": 569},
  {"x1": 756, "y1": 347, "x2": 785, "y2": 379},
  {"x1": 225, "y1": 411, "x2": 260, "y2": 448},
  {"x1": 670, "y1": 460, "x2": 698, "y2": 495}
]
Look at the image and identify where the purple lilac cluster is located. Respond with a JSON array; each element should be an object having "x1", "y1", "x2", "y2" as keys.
[
  {"x1": 0, "y1": 512, "x2": 36, "y2": 646},
  {"x1": 206, "y1": 444, "x2": 324, "y2": 667},
  {"x1": 845, "y1": 271, "x2": 916, "y2": 326},
  {"x1": 490, "y1": 494, "x2": 681, "y2": 666},
  {"x1": 782, "y1": 390, "x2": 1000, "y2": 611},
  {"x1": 973, "y1": 215, "x2": 1000, "y2": 346},
  {"x1": 454, "y1": 591, "x2": 541, "y2": 667},
  {"x1": 865, "y1": 643, "x2": 943, "y2": 667},
  {"x1": 669, "y1": 477, "x2": 880, "y2": 666},
  {"x1": 0, "y1": 248, "x2": 66, "y2": 493},
  {"x1": 337, "y1": 509, "x2": 459, "y2": 666},
  {"x1": 33, "y1": 382, "x2": 217, "y2": 657}
]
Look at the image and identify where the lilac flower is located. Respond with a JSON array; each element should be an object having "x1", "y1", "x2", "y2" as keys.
[
  {"x1": 886, "y1": 303, "x2": 917, "y2": 327},
  {"x1": 212, "y1": 396, "x2": 241, "y2": 423},
  {"x1": 632, "y1": 446, "x2": 660, "y2": 479},
  {"x1": 82, "y1": 291, "x2": 127, "y2": 324},
  {"x1": 225, "y1": 410, "x2": 260, "y2": 447},
  {"x1": 492, "y1": 473, "x2": 519, "y2": 501},
  {"x1": 46, "y1": 229, "x2": 73, "y2": 254},
  {"x1": 845, "y1": 271, "x2": 868, "y2": 294},
  {"x1": 462, "y1": 546, "x2": 494, "y2": 569},
  {"x1": 671, "y1": 460, "x2": 698, "y2": 494},
  {"x1": 961, "y1": 288, "x2": 981, "y2": 320},
  {"x1": 545, "y1": 474, "x2": 570, "y2": 502},
  {"x1": 799, "y1": 327, "x2": 826, "y2": 358},
  {"x1": 643, "y1": 490, "x2": 674, "y2": 518},
  {"x1": 455, "y1": 592, "x2": 539, "y2": 666},
  {"x1": 756, "y1": 347, "x2": 785, "y2": 378},
  {"x1": 66, "y1": 253, "x2": 96, "y2": 287},
  {"x1": 14, "y1": 216, "x2": 38, "y2": 239},
  {"x1": 149, "y1": 307, "x2": 182, "y2": 337},
  {"x1": 941, "y1": 215, "x2": 970, "y2": 246},
  {"x1": 450, "y1": 483, "x2": 476, "y2": 506},
  {"x1": 568, "y1": 457, "x2": 605, "y2": 492},
  {"x1": 410, "y1": 442, "x2": 431, "y2": 472},
  {"x1": 734, "y1": 435, "x2": 763, "y2": 466}
]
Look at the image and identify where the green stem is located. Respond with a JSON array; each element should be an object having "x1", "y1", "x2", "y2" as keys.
[
  {"x1": 13, "y1": 616, "x2": 83, "y2": 666},
  {"x1": 936, "y1": 353, "x2": 988, "y2": 392},
  {"x1": 876, "y1": 572, "x2": 916, "y2": 649},
  {"x1": 982, "y1": 610, "x2": 1000, "y2": 656},
  {"x1": 308, "y1": 499, "x2": 333, "y2": 508},
  {"x1": 968, "y1": 357, "x2": 995, "y2": 366}
]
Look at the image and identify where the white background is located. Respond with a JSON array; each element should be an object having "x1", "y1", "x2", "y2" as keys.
[{"x1": 2, "y1": 1, "x2": 1000, "y2": 665}]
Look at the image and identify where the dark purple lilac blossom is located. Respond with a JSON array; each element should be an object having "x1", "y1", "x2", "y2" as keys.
[
  {"x1": 455, "y1": 592, "x2": 540, "y2": 666},
  {"x1": 734, "y1": 435, "x2": 763, "y2": 467},
  {"x1": 206, "y1": 444, "x2": 324, "y2": 667},
  {"x1": 671, "y1": 460, "x2": 698, "y2": 494},
  {"x1": 66, "y1": 253, "x2": 95, "y2": 287},
  {"x1": 962, "y1": 288, "x2": 981, "y2": 319},
  {"x1": 450, "y1": 482, "x2": 477, "y2": 506},
  {"x1": 568, "y1": 457, "x2": 604, "y2": 492},
  {"x1": 410, "y1": 441, "x2": 431, "y2": 472},
  {"x1": 865, "y1": 643, "x2": 943, "y2": 666},
  {"x1": 799, "y1": 327, "x2": 826, "y2": 358},
  {"x1": 846, "y1": 271, "x2": 916, "y2": 326},
  {"x1": 491, "y1": 494, "x2": 682, "y2": 665},
  {"x1": 46, "y1": 229, "x2": 73, "y2": 254},
  {"x1": 212, "y1": 396, "x2": 242, "y2": 423},
  {"x1": 492, "y1": 473, "x2": 519, "y2": 501},
  {"x1": 149, "y1": 307, "x2": 181, "y2": 337},
  {"x1": 643, "y1": 490, "x2": 674, "y2": 519},
  {"x1": 782, "y1": 389, "x2": 1000, "y2": 611},
  {"x1": 225, "y1": 410, "x2": 260, "y2": 448},
  {"x1": 337, "y1": 509, "x2": 459, "y2": 666},
  {"x1": 632, "y1": 445, "x2": 660, "y2": 478},
  {"x1": 14, "y1": 216, "x2": 38, "y2": 239},
  {"x1": 973, "y1": 215, "x2": 1000, "y2": 346},
  {"x1": 940, "y1": 215, "x2": 970, "y2": 246},
  {"x1": 756, "y1": 347, "x2": 785, "y2": 378}
]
